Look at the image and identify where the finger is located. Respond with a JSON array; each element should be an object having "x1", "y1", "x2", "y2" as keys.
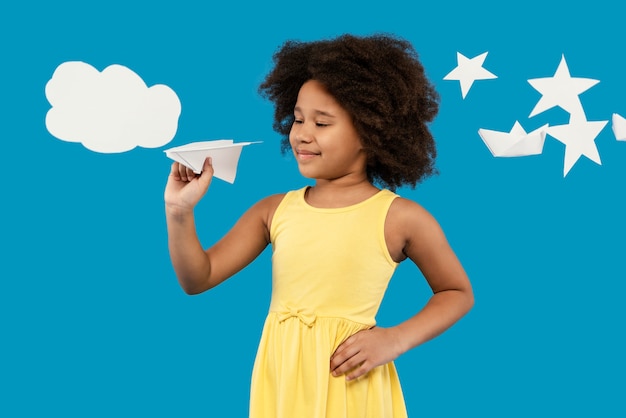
[
  {"x1": 331, "y1": 334, "x2": 356, "y2": 360},
  {"x1": 331, "y1": 348, "x2": 363, "y2": 376},
  {"x1": 330, "y1": 334, "x2": 358, "y2": 371},
  {"x1": 170, "y1": 162, "x2": 182, "y2": 181},
  {"x1": 176, "y1": 162, "x2": 187, "y2": 181},
  {"x1": 185, "y1": 165, "x2": 196, "y2": 180},
  {"x1": 178, "y1": 163, "x2": 194, "y2": 182},
  {"x1": 197, "y1": 157, "x2": 214, "y2": 189},
  {"x1": 332, "y1": 353, "x2": 366, "y2": 378},
  {"x1": 329, "y1": 342, "x2": 353, "y2": 370},
  {"x1": 345, "y1": 361, "x2": 372, "y2": 381},
  {"x1": 203, "y1": 157, "x2": 214, "y2": 175}
]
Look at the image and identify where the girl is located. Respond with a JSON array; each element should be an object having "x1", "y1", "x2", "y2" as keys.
[{"x1": 165, "y1": 34, "x2": 473, "y2": 418}]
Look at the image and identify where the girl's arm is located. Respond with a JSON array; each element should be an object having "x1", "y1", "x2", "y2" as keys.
[
  {"x1": 330, "y1": 197, "x2": 474, "y2": 380},
  {"x1": 386, "y1": 197, "x2": 474, "y2": 351},
  {"x1": 165, "y1": 159, "x2": 279, "y2": 294}
]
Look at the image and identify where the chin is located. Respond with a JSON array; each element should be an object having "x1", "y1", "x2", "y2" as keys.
[
  {"x1": 297, "y1": 169, "x2": 316, "y2": 179},
  {"x1": 296, "y1": 165, "x2": 321, "y2": 179}
]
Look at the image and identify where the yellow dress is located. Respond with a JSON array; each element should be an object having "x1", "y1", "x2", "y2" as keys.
[{"x1": 249, "y1": 187, "x2": 408, "y2": 418}]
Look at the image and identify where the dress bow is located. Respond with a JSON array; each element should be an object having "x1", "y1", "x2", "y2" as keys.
[{"x1": 277, "y1": 307, "x2": 317, "y2": 327}]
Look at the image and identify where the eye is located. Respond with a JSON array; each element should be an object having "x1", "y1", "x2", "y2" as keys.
[
  {"x1": 293, "y1": 119, "x2": 303, "y2": 124},
  {"x1": 316, "y1": 122, "x2": 329, "y2": 127}
]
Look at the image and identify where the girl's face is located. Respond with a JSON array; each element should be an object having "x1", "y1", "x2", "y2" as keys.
[{"x1": 289, "y1": 79, "x2": 367, "y2": 183}]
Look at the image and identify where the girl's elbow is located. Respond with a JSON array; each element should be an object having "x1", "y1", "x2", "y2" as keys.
[
  {"x1": 464, "y1": 287, "x2": 475, "y2": 313},
  {"x1": 178, "y1": 276, "x2": 212, "y2": 295},
  {"x1": 181, "y1": 285, "x2": 203, "y2": 295}
]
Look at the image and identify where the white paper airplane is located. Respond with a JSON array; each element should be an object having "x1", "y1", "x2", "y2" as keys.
[
  {"x1": 612, "y1": 113, "x2": 626, "y2": 141},
  {"x1": 164, "y1": 139, "x2": 261, "y2": 183},
  {"x1": 478, "y1": 121, "x2": 548, "y2": 157}
]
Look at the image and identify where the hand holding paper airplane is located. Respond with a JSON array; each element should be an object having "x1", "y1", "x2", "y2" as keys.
[{"x1": 164, "y1": 140, "x2": 261, "y2": 183}]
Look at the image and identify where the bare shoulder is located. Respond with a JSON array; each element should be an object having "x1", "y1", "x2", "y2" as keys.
[
  {"x1": 254, "y1": 192, "x2": 286, "y2": 214},
  {"x1": 385, "y1": 196, "x2": 446, "y2": 263},
  {"x1": 387, "y1": 196, "x2": 439, "y2": 229},
  {"x1": 211, "y1": 192, "x2": 286, "y2": 256},
  {"x1": 246, "y1": 192, "x2": 287, "y2": 230}
]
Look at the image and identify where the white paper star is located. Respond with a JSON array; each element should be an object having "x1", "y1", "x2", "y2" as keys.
[
  {"x1": 443, "y1": 52, "x2": 497, "y2": 99},
  {"x1": 612, "y1": 113, "x2": 626, "y2": 141},
  {"x1": 547, "y1": 114, "x2": 607, "y2": 177},
  {"x1": 528, "y1": 55, "x2": 599, "y2": 118}
]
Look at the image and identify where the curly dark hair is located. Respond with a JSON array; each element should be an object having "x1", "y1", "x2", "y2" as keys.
[{"x1": 258, "y1": 33, "x2": 440, "y2": 190}]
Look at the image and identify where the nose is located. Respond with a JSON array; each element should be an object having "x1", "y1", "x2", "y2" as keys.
[{"x1": 291, "y1": 122, "x2": 313, "y2": 143}]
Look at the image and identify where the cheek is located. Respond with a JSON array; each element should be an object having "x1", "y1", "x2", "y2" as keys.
[{"x1": 288, "y1": 127, "x2": 297, "y2": 146}]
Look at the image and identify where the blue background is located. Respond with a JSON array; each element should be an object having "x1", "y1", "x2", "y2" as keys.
[{"x1": 2, "y1": 1, "x2": 624, "y2": 416}]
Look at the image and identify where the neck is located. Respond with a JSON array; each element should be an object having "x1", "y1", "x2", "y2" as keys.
[{"x1": 306, "y1": 177, "x2": 379, "y2": 208}]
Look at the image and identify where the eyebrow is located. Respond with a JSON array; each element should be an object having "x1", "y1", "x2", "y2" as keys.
[{"x1": 293, "y1": 106, "x2": 336, "y2": 118}]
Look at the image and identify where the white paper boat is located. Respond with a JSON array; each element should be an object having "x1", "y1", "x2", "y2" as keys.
[
  {"x1": 478, "y1": 122, "x2": 548, "y2": 157},
  {"x1": 612, "y1": 113, "x2": 626, "y2": 141},
  {"x1": 164, "y1": 139, "x2": 261, "y2": 183}
]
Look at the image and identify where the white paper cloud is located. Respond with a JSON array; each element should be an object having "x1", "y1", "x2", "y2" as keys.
[{"x1": 45, "y1": 61, "x2": 181, "y2": 153}]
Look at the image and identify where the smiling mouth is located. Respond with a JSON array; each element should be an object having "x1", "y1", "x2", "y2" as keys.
[{"x1": 296, "y1": 149, "x2": 320, "y2": 160}]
